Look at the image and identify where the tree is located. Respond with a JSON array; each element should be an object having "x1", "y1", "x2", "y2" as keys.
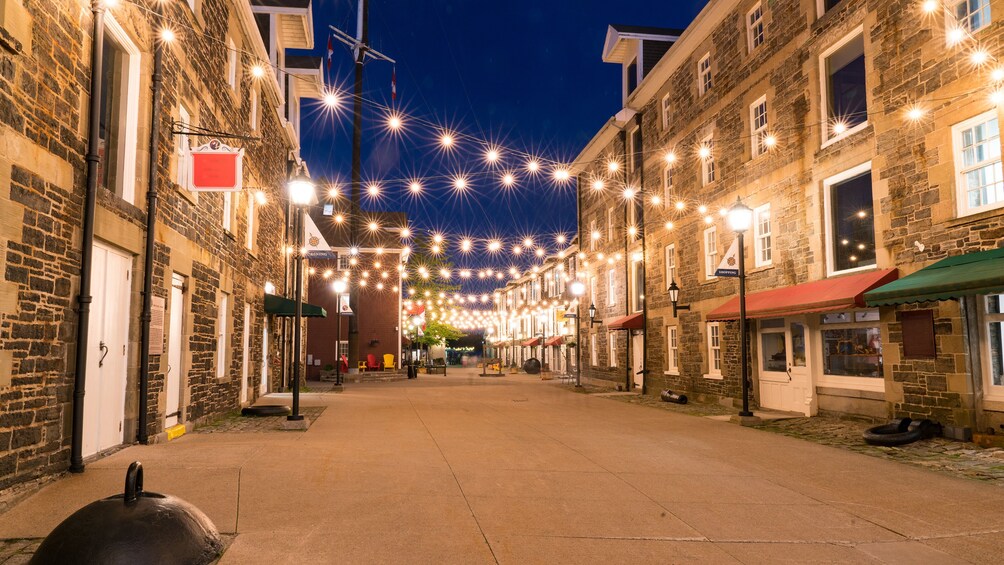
[{"x1": 412, "y1": 319, "x2": 465, "y2": 348}]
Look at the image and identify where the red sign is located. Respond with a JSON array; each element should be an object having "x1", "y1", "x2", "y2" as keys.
[{"x1": 189, "y1": 139, "x2": 243, "y2": 192}]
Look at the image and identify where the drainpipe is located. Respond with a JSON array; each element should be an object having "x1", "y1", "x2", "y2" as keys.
[
  {"x1": 638, "y1": 126, "x2": 648, "y2": 396},
  {"x1": 70, "y1": 0, "x2": 107, "y2": 473},
  {"x1": 138, "y1": 6, "x2": 165, "y2": 444},
  {"x1": 622, "y1": 128, "x2": 631, "y2": 391}
]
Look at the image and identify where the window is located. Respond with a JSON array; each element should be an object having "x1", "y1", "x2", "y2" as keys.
[
  {"x1": 759, "y1": 318, "x2": 787, "y2": 373},
  {"x1": 630, "y1": 259, "x2": 644, "y2": 313},
  {"x1": 701, "y1": 133, "x2": 715, "y2": 185},
  {"x1": 661, "y1": 94, "x2": 671, "y2": 130},
  {"x1": 954, "y1": 0, "x2": 991, "y2": 33},
  {"x1": 983, "y1": 294, "x2": 1004, "y2": 398},
  {"x1": 667, "y1": 326, "x2": 679, "y2": 373},
  {"x1": 707, "y1": 323, "x2": 721, "y2": 376},
  {"x1": 662, "y1": 164, "x2": 674, "y2": 202},
  {"x1": 664, "y1": 244, "x2": 676, "y2": 289},
  {"x1": 753, "y1": 203, "x2": 772, "y2": 267},
  {"x1": 227, "y1": 37, "x2": 238, "y2": 90},
  {"x1": 953, "y1": 111, "x2": 1004, "y2": 216},
  {"x1": 245, "y1": 192, "x2": 255, "y2": 250},
  {"x1": 250, "y1": 86, "x2": 259, "y2": 131},
  {"x1": 824, "y1": 163, "x2": 875, "y2": 274},
  {"x1": 589, "y1": 276, "x2": 596, "y2": 306},
  {"x1": 818, "y1": 0, "x2": 844, "y2": 15},
  {"x1": 223, "y1": 192, "x2": 233, "y2": 232},
  {"x1": 609, "y1": 333, "x2": 618, "y2": 367},
  {"x1": 98, "y1": 16, "x2": 140, "y2": 204},
  {"x1": 822, "y1": 31, "x2": 867, "y2": 142},
  {"x1": 698, "y1": 53, "x2": 712, "y2": 95},
  {"x1": 607, "y1": 269, "x2": 616, "y2": 306},
  {"x1": 216, "y1": 292, "x2": 229, "y2": 379},
  {"x1": 589, "y1": 219, "x2": 597, "y2": 251},
  {"x1": 820, "y1": 310, "x2": 883, "y2": 381},
  {"x1": 607, "y1": 207, "x2": 616, "y2": 240},
  {"x1": 628, "y1": 126, "x2": 642, "y2": 172},
  {"x1": 747, "y1": 3, "x2": 764, "y2": 52},
  {"x1": 241, "y1": 303, "x2": 250, "y2": 403},
  {"x1": 591, "y1": 334, "x2": 598, "y2": 366},
  {"x1": 704, "y1": 226, "x2": 718, "y2": 279},
  {"x1": 176, "y1": 104, "x2": 191, "y2": 188},
  {"x1": 338, "y1": 254, "x2": 351, "y2": 271},
  {"x1": 750, "y1": 96, "x2": 769, "y2": 158},
  {"x1": 625, "y1": 58, "x2": 638, "y2": 96}
]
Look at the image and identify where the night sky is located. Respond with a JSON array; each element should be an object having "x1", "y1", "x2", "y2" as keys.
[{"x1": 297, "y1": 0, "x2": 708, "y2": 294}]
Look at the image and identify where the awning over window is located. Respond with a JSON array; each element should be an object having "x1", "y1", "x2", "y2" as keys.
[
  {"x1": 865, "y1": 247, "x2": 1004, "y2": 306},
  {"x1": 706, "y1": 269, "x2": 898, "y2": 321},
  {"x1": 521, "y1": 337, "x2": 541, "y2": 347},
  {"x1": 607, "y1": 313, "x2": 644, "y2": 330},
  {"x1": 545, "y1": 336, "x2": 565, "y2": 347},
  {"x1": 263, "y1": 294, "x2": 327, "y2": 318}
]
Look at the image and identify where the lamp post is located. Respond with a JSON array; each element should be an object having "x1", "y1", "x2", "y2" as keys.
[
  {"x1": 332, "y1": 279, "x2": 347, "y2": 385},
  {"x1": 727, "y1": 197, "x2": 755, "y2": 418},
  {"x1": 570, "y1": 280, "x2": 585, "y2": 387},
  {"x1": 287, "y1": 169, "x2": 315, "y2": 422}
]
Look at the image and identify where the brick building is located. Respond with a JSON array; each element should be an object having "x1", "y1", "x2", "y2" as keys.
[
  {"x1": 573, "y1": 0, "x2": 1004, "y2": 435},
  {"x1": 0, "y1": 0, "x2": 320, "y2": 492}
]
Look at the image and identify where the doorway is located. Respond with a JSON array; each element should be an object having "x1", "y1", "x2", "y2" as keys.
[
  {"x1": 165, "y1": 273, "x2": 186, "y2": 428},
  {"x1": 240, "y1": 303, "x2": 250, "y2": 405},
  {"x1": 83, "y1": 243, "x2": 131, "y2": 457},
  {"x1": 631, "y1": 332, "x2": 644, "y2": 389},
  {"x1": 260, "y1": 322, "x2": 269, "y2": 396},
  {"x1": 758, "y1": 317, "x2": 814, "y2": 415}
]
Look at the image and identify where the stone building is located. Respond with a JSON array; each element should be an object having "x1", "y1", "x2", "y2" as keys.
[
  {"x1": 573, "y1": 0, "x2": 1004, "y2": 436},
  {"x1": 0, "y1": 0, "x2": 320, "y2": 492}
]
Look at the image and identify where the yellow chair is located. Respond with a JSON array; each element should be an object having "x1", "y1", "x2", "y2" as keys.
[
  {"x1": 383, "y1": 354, "x2": 395, "y2": 370},
  {"x1": 357, "y1": 361, "x2": 367, "y2": 371}
]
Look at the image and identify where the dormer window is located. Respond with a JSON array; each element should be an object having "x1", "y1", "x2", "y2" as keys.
[{"x1": 626, "y1": 58, "x2": 638, "y2": 96}]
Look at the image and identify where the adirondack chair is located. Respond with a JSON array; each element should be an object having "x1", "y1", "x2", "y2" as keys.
[{"x1": 366, "y1": 354, "x2": 382, "y2": 371}]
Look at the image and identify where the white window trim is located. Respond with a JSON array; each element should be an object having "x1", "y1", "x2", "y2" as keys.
[
  {"x1": 607, "y1": 207, "x2": 616, "y2": 240},
  {"x1": 608, "y1": 333, "x2": 618, "y2": 368},
  {"x1": 698, "y1": 53, "x2": 712, "y2": 96},
  {"x1": 817, "y1": 314, "x2": 885, "y2": 392},
  {"x1": 980, "y1": 295, "x2": 1004, "y2": 400},
  {"x1": 705, "y1": 322, "x2": 723, "y2": 379},
  {"x1": 623, "y1": 55, "x2": 640, "y2": 100},
  {"x1": 750, "y1": 95, "x2": 768, "y2": 158},
  {"x1": 176, "y1": 104, "x2": 191, "y2": 189},
  {"x1": 630, "y1": 259, "x2": 644, "y2": 314},
  {"x1": 701, "y1": 132, "x2": 715, "y2": 186},
  {"x1": 223, "y1": 192, "x2": 233, "y2": 232},
  {"x1": 241, "y1": 303, "x2": 250, "y2": 404},
  {"x1": 216, "y1": 292, "x2": 229, "y2": 379},
  {"x1": 589, "y1": 276, "x2": 597, "y2": 306},
  {"x1": 663, "y1": 163, "x2": 673, "y2": 202},
  {"x1": 589, "y1": 219, "x2": 597, "y2": 251},
  {"x1": 665, "y1": 325, "x2": 679, "y2": 375},
  {"x1": 704, "y1": 225, "x2": 718, "y2": 280},
  {"x1": 822, "y1": 161, "x2": 876, "y2": 276},
  {"x1": 245, "y1": 192, "x2": 255, "y2": 250},
  {"x1": 590, "y1": 334, "x2": 598, "y2": 366},
  {"x1": 747, "y1": 2, "x2": 764, "y2": 53},
  {"x1": 665, "y1": 243, "x2": 676, "y2": 289},
  {"x1": 628, "y1": 126, "x2": 640, "y2": 172},
  {"x1": 227, "y1": 37, "x2": 238, "y2": 90},
  {"x1": 753, "y1": 203, "x2": 772, "y2": 268},
  {"x1": 103, "y1": 14, "x2": 141, "y2": 205},
  {"x1": 952, "y1": 110, "x2": 1004, "y2": 217},
  {"x1": 607, "y1": 269, "x2": 616, "y2": 306},
  {"x1": 819, "y1": 26, "x2": 867, "y2": 147},
  {"x1": 945, "y1": 0, "x2": 992, "y2": 41},
  {"x1": 661, "y1": 94, "x2": 671, "y2": 130},
  {"x1": 250, "y1": 87, "x2": 260, "y2": 131}
]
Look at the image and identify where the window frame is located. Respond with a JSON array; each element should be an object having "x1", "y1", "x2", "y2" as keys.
[
  {"x1": 245, "y1": 191, "x2": 256, "y2": 250},
  {"x1": 101, "y1": 15, "x2": 142, "y2": 205},
  {"x1": 820, "y1": 27, "x2": 868, "y2": 147},
  {"x1": 750, "y1": 95, "x2": 769, "y2": 158},
  {"x1": 706, "y1": 322, "x2": 722, "y2": 378},
  {"x1": 753, "y1": 203, "x2": 772, "y2": 268},
  {"x1": 661, "y1": 94, "x2": 671, "y2": 130},
  {"x1": 747, "y1": 2, "x2": 764, "y2": 53},
  {"x1": 666, "y1": 325, "x2": 679, "y2": 374},
  {"x1": 608, "y1": 332, "x2": 618, "y2": 368},
  {"x1": 607, "y1": 269, "x2": 616, "y2": 306},
  {"x1": 590, "y1": 333, "x2": 598, "y2": 366},
  {"x1": 630, "y1": 258, "x2": 644, "y2": 313},
  {"x1": 589, "y1": 219, "x2": 597, "y2": 251},
  {"x1": 818, "y1": 310, "x2": 885, "y2": 392},
  {"x1": 227, "y1": 36, "x2": 238, "y2": 90},
  {"x1": 223, "y1": 192, "x2": 233, "y2": 232},
  {"x1": 980, "y1": 294, "x2": 1004, "y2": 400},
  {"x1": 216, "y1": 291, "x2": 230, "y2": 380},
  {"x1": 628, "y1": 126, "x2": 642, "y2": 172},
  {"x1": 704, "y1": 225, "x2": 718, "y2": 280},
  {"x1": 250, "y1": 86, "x2": 260, "y2": 131},
  {"x1": 664, "y1": 243, "x2": 676, "y2": 289},
  {"x1": 607, "y1": 207, "x2": 616, "y2": 240},
  {"x1": 698, "y1": 52, "x2": 712, "y2": 96},
  {"x1": 952, "y1": 110, "x2": 1004, "y2": 217},
  {"x1": 950, "y1": 0, "x2": 992, "y2": 36},
  {"x1": 662, "y1": 163, "x2": 674, "y2": 202},
  {"x1": 701, "y1": 132, "x2": 716, "y2": 186},
  {"x1": 823, "y1": 162, "x2": 876, "y2": 276},
  {"x1": 176, "y1": 103, "x2": 192, "y2": 189}
]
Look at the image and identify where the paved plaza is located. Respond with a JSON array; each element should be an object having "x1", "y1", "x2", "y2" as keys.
[{"x1": 3, "y1": 371, "x2": 1004, "y2": 564}]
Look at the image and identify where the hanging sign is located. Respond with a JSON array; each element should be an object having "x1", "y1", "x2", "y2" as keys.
[
  {"x1": 303, "y1": 214, "x2": 334, "y2": 259},
  {"x1": 189, "y1": 139, "x2": 244, "y2": 192},
  {"x1": 337, "y1": 294, "x2": 353, "y2": 315},
  {"x1": 714, "y1": 239, "x2": 741, "y2": 278}
]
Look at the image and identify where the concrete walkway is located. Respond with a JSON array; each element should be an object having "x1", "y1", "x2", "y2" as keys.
[{"x1": 2, "y1": 370, "x2": 1004, "y2": 563}]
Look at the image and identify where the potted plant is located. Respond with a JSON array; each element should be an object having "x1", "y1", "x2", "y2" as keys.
[{"x1": 319, "y1": 363, "x2": 336, "y2": 380}]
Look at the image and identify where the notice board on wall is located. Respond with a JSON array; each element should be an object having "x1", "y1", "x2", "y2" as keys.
[
  {"x1": 901, "y1": 310, "x2": 936, "y2": 359},
  {"x1": 149, "y1": 296, "x2": 166, "y2": 356}
]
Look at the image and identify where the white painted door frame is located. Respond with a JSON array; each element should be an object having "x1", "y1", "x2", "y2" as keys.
[
  {"x1": 165, "y1": 273, "x2": 185, "y2": 428},
  {"x1": 631, "y1": 332, "x2": 644, "y2": 388}
]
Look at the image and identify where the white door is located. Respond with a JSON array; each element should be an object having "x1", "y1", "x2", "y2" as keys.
[
  {"x1": 260, "y1": 322, "x2": 269, "y2": 395},
  {"x1": 758, "y1": 318, "x2": 814, "y2": 415},
  {"x1": 632, "y1": 333, "x2": 644, "y2": 388},
  {"x1": 165, "y1": 274, "x2": 185, "y2": 428},
  {"x1": 240, "y1": 303, "x2": 250, "y2": 405},
  {"x1": 83, "y1": 243, "x2": 131, "y2": 457}
]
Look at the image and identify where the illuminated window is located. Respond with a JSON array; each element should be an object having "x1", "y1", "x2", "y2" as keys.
[
  {"x1": 664, "y1": 244, "x2": 676, "y2": 289},
  {"x1": 750, "y1": 96, "x2": 769, "y2": 158},
  {"x1": 822, "y1": 30, "x2": 867, "y2": 142},
  {"x1": 754, "y1": 203, "x2": 772, "y2": 267},
  {"x1": 953, "y1": 111, "x2": 1004, "y2": 216},
  {"x1": 704, "y1": 225, "x2": 718, "y2": 279},
  {"x1": 824, "y1": 163, "x2": 875, "y2": 275}
]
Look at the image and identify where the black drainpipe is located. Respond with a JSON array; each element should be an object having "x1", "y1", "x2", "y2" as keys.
[
  {"x1": 138, "y1": 7, "x2": 165, "y2": 445},
  {"x1": 70, "y1": 1, "x2": 107, "y2": 473},
  {"x1": 638, "y1": 120, "x2": 648, "y2": 396}
]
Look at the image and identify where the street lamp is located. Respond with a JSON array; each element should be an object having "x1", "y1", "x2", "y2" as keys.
[
  {"x1": 287, "y1": 168, "x2": 316, "y2": 422},
  {"x1": 332, "y1": 279, "x2": 347, "y2": 385},
  {"x1": 727, "y1": 197, "x2": 754, "y2": 418},
  {"x1": 668, "y1": 281, "x2": 691, "y2": 317},
  {"x1": 587, "y1": 303, "x2": 601, "y2": 326},
  {"x1": 570, "y1": 281, "x2": 585, "y2": 387}
]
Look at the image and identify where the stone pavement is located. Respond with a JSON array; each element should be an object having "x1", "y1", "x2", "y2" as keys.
[{"x1": 2, "y1": 369, "x2": 1004, "y2": 563}]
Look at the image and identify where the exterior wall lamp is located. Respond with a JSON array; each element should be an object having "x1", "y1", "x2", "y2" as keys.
[
  {"x1": 587, "y1": 303, "x2": 602, "y2": 326},
  {"x1": 668, "y1": 281, "x2": 690, "y2": 317}
]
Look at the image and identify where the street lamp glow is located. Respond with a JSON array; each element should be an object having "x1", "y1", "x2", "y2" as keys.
[
  {"x1": 570, "y1": 281, "x2": 585, "y2": 296},
  {"x1": 287, "y1": 172, "x2": 315, "y2": 206},
  {"x1": 332, "y1": 280, "x2": 347, "y2": 294},
  {"x1": 727, "y1": 198, "x2": 754, "y2": 233}
]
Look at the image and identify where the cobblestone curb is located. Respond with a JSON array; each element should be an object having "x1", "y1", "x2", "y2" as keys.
[
  {"x1": 195, "y1": 407, "x2": 326, "y2": 433},
  {"x1": 0, "y1": 539, "x2": 38, "y2": 564}
]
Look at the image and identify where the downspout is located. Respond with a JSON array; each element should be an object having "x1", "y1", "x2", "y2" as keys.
[
  {"x1": 138, "y1": 5, "x2": 165, "y2": 444},
  {"x1": 576, "y1": 174, "x2": 583, "y2": 385},
  {"x1": 282, "y1": 158, "x2": 294, "y2": 389},
  {"x1": 638, "y1": 124, "x2": 648, "y2": 396},
  {"x1": 621, "y1": 128, "x2": 631, "y2": 391},
  {"x1": 70, "y1": 1, "x2": 107, "y2": 473}
]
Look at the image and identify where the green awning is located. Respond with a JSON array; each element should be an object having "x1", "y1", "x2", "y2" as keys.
[
  {"x1": 864, "y1": 247, "x2": 1004, "y2": 306},
  {"x1": 263, "y1": 294, "x2": 327, "y2": 317}
]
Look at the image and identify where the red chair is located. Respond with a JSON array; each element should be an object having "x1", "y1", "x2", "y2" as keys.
[
  {"x1": 366, "y1": 354, "x2": 382, "y2": 371},
  {"x1": 339, "y1": 354, "x2": 349, "y2": 373}
]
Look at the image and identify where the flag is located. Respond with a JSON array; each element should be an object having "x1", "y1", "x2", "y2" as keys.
[
  {"x1": 303, "y1": 214, "x2": 334, "y2": 259},
  {"x1": 326, "y1": 35, "x2": 333, "y2": 69},
  {"x1": 714, "y1": 238, "x2": 741, "y2": 277},
  {"x1": 391, "y1": 65, "x2": 397, "y2": 102},
  {"x1": 337, "y1": 294, "x2": 353, "y2": 315}
]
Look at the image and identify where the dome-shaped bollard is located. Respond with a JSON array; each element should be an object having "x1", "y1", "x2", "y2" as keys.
[{"x1": 31, "y1": 462, "x2": 223, "y2": 565}]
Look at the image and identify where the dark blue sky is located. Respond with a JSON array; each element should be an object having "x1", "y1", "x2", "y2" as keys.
[{"x1": 298, "y1": 0, "x2": 707, "y2": 293}]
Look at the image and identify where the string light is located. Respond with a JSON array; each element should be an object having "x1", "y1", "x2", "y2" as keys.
[
  {"x1": 440, "y1": 132, "x2": 455, "y2": 148},
  {"x1": 387, "y1": 113, "x2": 403, "y2": 131},
  {"x1": 664, "y1": 152, "x2": 677, "y2": 164},
  {"x1": 367, "y1": 184, "x2": 380, "y2": 197},
  {"x1": 409, "y1": 181, "x2": 422, "y2": 194},
  {"x1": 526, "y1": 159, "x2": 541, "y2": 174},
  {"x1": 322, "y1": 91, "x2": 340, "y2": 108},
  {"x1": 159, "y1": 28, "x2": 176, "y2": 42},
  {"x1": 921, "y1": 0, "x2": 938, "y2": 13},
  {"x1": 501, "y1": 172, "x2": 516, "y2": 187},
  {"x1": 452, "y1": 175, "x2": 469, "y2": 190},
  {"x1": 607, "y1": 160, "x2": 620, "y2": 172},
  {"x1": 251, "y1": 65, "x2": 265, "y2": 78}
]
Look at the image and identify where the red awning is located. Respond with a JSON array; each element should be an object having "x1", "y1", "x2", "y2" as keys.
[
  {"x1": 545, "y1": 336, "x2": 564, "y2": 347},
  {"x1": 706, "y1": 269, "x2": 899, "y2": 321},
  {"x1": 521, "y1": 337, "x2": 541, "y2": 347},
  {"x1": 607, "y1": 313, "x2": 644, "y2": 330}
]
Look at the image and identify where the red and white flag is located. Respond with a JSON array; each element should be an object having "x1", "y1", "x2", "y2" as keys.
[
  {"x1": 326, "y1": 35, "x2": 333, "y2": 70},
  {"x1": 391, "y1": 65, "x2": 397, "y2": 102}
]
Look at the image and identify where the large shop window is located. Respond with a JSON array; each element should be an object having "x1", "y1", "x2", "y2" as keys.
[
  {"x1": 822, "y1": 31, "x2": 867, "y2": 142},
  {"x1": 825, "y1": 165, "x2": 876, "y2": 275},
  {"x1": 820, "y1": 310, "x2": 882, "y2": 380},
  {"x1": 953, "y1": 111, "x2": 1004, "y2": 216},
  {"x1": 984, "y1": 294, "x2": 1004, "y2": 397}
]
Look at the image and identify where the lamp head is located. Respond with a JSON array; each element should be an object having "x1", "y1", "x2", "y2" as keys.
[
  {"x1": 727, "y1": 197, "x2": 754, "y2": 233},
  {"x1": 332, "y1": 280, "x2": 347, "y2": 294},
  {"x1": 668, "y1": 280, "x2": 680, "y2": 304},
  {"x1": 287, "y1": 171, "x2": 316, "y2": 206},
  {"x1": 569, "y1": 281, "x2": 586, "y2": 297},
  {"x1": 588, "y1": 303, "x2": 597, "y2": 320}
]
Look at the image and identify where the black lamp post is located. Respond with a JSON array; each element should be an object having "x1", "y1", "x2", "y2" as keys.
[
  {"x1": 570, "y1": 281, "x2": 586, "y2": 387},
  {"x1": 668, "y1": 281, "x2": 691, "y2": 317},
  {"x1": 287, "y1": 169, "x2": 316, "y2": 422},
  {"x1": 727, "y1": 197, "x2": 755, "y2": 418},
  {"x1": 332, "y1": 278, "x2": 347, "y2": 385}
]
